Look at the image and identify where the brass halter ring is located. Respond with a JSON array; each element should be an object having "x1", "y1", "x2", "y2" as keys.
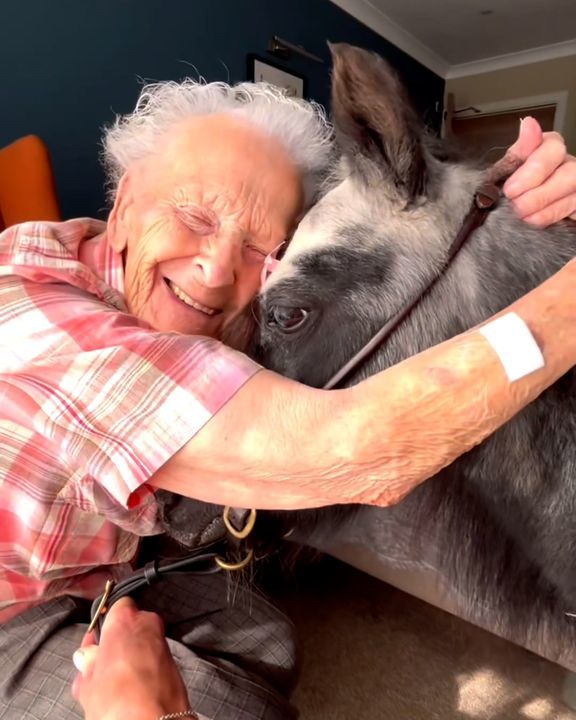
[
  {"x1": 215, "y1": 506, "x2": 257, "y2": 571},
  {"x1": 222, "y1": 506, "x2": 257, "y2": 540},
  {"x1": 214, "y1": 548, "x2": 254, "y2": 571}
]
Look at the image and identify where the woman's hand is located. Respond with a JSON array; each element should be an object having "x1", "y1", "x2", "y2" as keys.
[
  {"x1": 72, "y1": 597, "x2": 192, "y2": 720},
  {"x1": 504, "y1": 116, "x2": 576, "y2": 227}
]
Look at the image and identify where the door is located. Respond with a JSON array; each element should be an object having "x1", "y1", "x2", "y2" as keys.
[{"x1": 445, "y1": 93, "x2": 556, "y2": 162}]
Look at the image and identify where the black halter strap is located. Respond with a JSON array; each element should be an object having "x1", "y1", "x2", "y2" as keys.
[
  {"x1": 323, "y1": 181, "x2": 502, "y2": 390},
  {"x1": 88, "y1": 508, "x2": 256, "y2": 640}
]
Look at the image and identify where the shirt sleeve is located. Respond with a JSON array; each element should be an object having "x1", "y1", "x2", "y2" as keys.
[{"x1": 0, "y1": 276, "x2": 261, "y2": 518}]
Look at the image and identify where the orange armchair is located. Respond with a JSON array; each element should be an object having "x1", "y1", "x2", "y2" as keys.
[{"x1": 0, "y1": 135, "x2": 61, "y2": 231}]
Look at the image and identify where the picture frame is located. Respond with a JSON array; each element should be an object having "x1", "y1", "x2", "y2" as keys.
[{"x1": 247, "y1": 54, "x2": 307, "y2": 99}]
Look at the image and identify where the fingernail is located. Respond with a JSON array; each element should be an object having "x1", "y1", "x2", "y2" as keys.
[{"x1": 72, "y1": 649, "x2": 85, "y2": 673}]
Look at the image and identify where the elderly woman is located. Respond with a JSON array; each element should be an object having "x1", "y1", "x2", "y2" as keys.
[{"x1": 0, "y1": 74, "x2": 576, "y2": 720}]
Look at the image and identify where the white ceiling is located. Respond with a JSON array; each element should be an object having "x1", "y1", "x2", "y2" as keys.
[{"x1": 329, "y1": 0, "x2": 576, "y2": 77}]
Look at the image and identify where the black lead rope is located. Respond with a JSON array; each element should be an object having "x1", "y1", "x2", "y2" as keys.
[
  {"x1": 88, "y1": 540, "x2": 226, "y2": 640},
  {"x1": 88, "y1": 521, "x2": 257, "y2": 641}
]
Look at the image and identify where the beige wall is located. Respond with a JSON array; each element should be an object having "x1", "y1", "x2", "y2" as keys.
[{"x1": 446, "y1": 55, "x2": 576, "y2": 153}]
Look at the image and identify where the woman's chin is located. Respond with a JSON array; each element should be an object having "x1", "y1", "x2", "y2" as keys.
[
  {"x1": 142, "y1": 307, "x2": 221, "y2": 337},
  {"x1": 178, "y1": 314, "x2": 224, "y2": 338}
]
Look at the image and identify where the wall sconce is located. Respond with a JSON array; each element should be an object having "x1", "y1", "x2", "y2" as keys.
[{"x1": 267, "y1": 36, "x2": 324, "y2": 64}]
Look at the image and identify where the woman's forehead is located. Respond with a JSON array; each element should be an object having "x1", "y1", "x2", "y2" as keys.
[{"x1": 156, "y1": 115, "x2": 295, "y2": 172}]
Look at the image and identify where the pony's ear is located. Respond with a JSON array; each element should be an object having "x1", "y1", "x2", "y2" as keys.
[{"x1": 329, "y1": 43, "x2": 427, "y2": 204}]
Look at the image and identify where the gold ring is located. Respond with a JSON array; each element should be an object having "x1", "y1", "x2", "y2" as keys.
[
  {"x1": 223, "y1": 507, "x2": 257, "y2": 540},
  {"x1": 214, "y1": 548, "x2": 254, "y2": 571}
]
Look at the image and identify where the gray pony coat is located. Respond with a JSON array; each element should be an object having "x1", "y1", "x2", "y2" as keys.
[{"x1": 258, "y1": 44, "x2": 576, "y2": 667}]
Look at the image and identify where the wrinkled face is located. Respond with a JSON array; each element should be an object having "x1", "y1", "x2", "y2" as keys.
[{"x1": 107, "y1": 114, "x2": 303, "y2": 337}]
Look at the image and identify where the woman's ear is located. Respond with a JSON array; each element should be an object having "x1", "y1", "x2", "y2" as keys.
[{"x1": 107, "y1": 173, "x2": 131, "y2": 253}]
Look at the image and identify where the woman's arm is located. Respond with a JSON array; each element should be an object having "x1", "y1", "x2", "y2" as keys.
[{"x1": 151, "y1": 259, "x2": 576, "y2": 510}]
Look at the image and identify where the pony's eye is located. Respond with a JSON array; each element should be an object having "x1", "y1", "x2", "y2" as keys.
[{"x1": 267, "y1": 306, "x2": 309, "y2": 333}]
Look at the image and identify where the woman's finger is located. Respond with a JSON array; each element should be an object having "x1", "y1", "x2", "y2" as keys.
[
  {"x1": 510, "y1": 159, "x2": 576, "y2": 220},
  {"x1": 505, "y1": 116, "x2": 543, "y2": 163},
  {"x1": 80, "y1": 630, "x2": 96, "y2": 649},
  {"x1": 520, "y1": 193, "x2": 576, "y2": 228},
  {"x1": 71, "y1": 671, "x2": 83, "y2": 701},
  {"x1": 504, "y1": 131, "x2": 567, "y2": 199},
  {"x1": 73, "y1": 645, "x2": 98, "y2": 674}
]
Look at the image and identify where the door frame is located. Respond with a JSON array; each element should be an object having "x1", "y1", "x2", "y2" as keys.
[{"x1": 444, "y1": 90, "x2": 568, "y2": 137}]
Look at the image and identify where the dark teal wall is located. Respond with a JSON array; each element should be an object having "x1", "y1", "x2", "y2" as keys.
[{"x1": 1, "y1": 0, "x2": 444, "y2": 219}]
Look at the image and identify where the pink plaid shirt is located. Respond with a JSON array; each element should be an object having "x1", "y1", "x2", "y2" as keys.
[{"x1": 0, "y1": 218, "x2": 260, "y2": 622}]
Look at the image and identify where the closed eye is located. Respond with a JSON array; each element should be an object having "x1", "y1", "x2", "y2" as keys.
[
  {"x1": 243, "y1": 241, "x2": 268, "y2": 265},
  {"x1": 175, "y1": 205, "x2": 219, "y2": 235}
]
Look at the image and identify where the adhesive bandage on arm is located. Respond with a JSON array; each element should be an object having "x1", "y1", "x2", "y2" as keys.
[{"x1": 478, "y1": 312, "x2": 545, "y2": 382}]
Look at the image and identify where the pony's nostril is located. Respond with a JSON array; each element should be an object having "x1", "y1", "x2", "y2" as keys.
[{"x1": 267, "y1": 306, "x2": 309, "y2": 333}]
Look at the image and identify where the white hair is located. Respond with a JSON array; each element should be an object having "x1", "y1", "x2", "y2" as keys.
[{"x1": 102, "y1": 79, "x2": 334, "y2": 205}]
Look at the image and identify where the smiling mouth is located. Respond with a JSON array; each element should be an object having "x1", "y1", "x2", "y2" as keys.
[{"x1": 165, "y1": 279, "x2": 222, "y2": 316}]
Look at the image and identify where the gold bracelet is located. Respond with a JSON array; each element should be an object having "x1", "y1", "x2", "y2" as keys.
[{"x1": 158, "y1": 711, "x2": 198, "y2": 720}]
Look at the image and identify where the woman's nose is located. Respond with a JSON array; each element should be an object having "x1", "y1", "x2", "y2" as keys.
[{"x1": 193, "y1": 237, "x2": 237, "y2": 288}]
